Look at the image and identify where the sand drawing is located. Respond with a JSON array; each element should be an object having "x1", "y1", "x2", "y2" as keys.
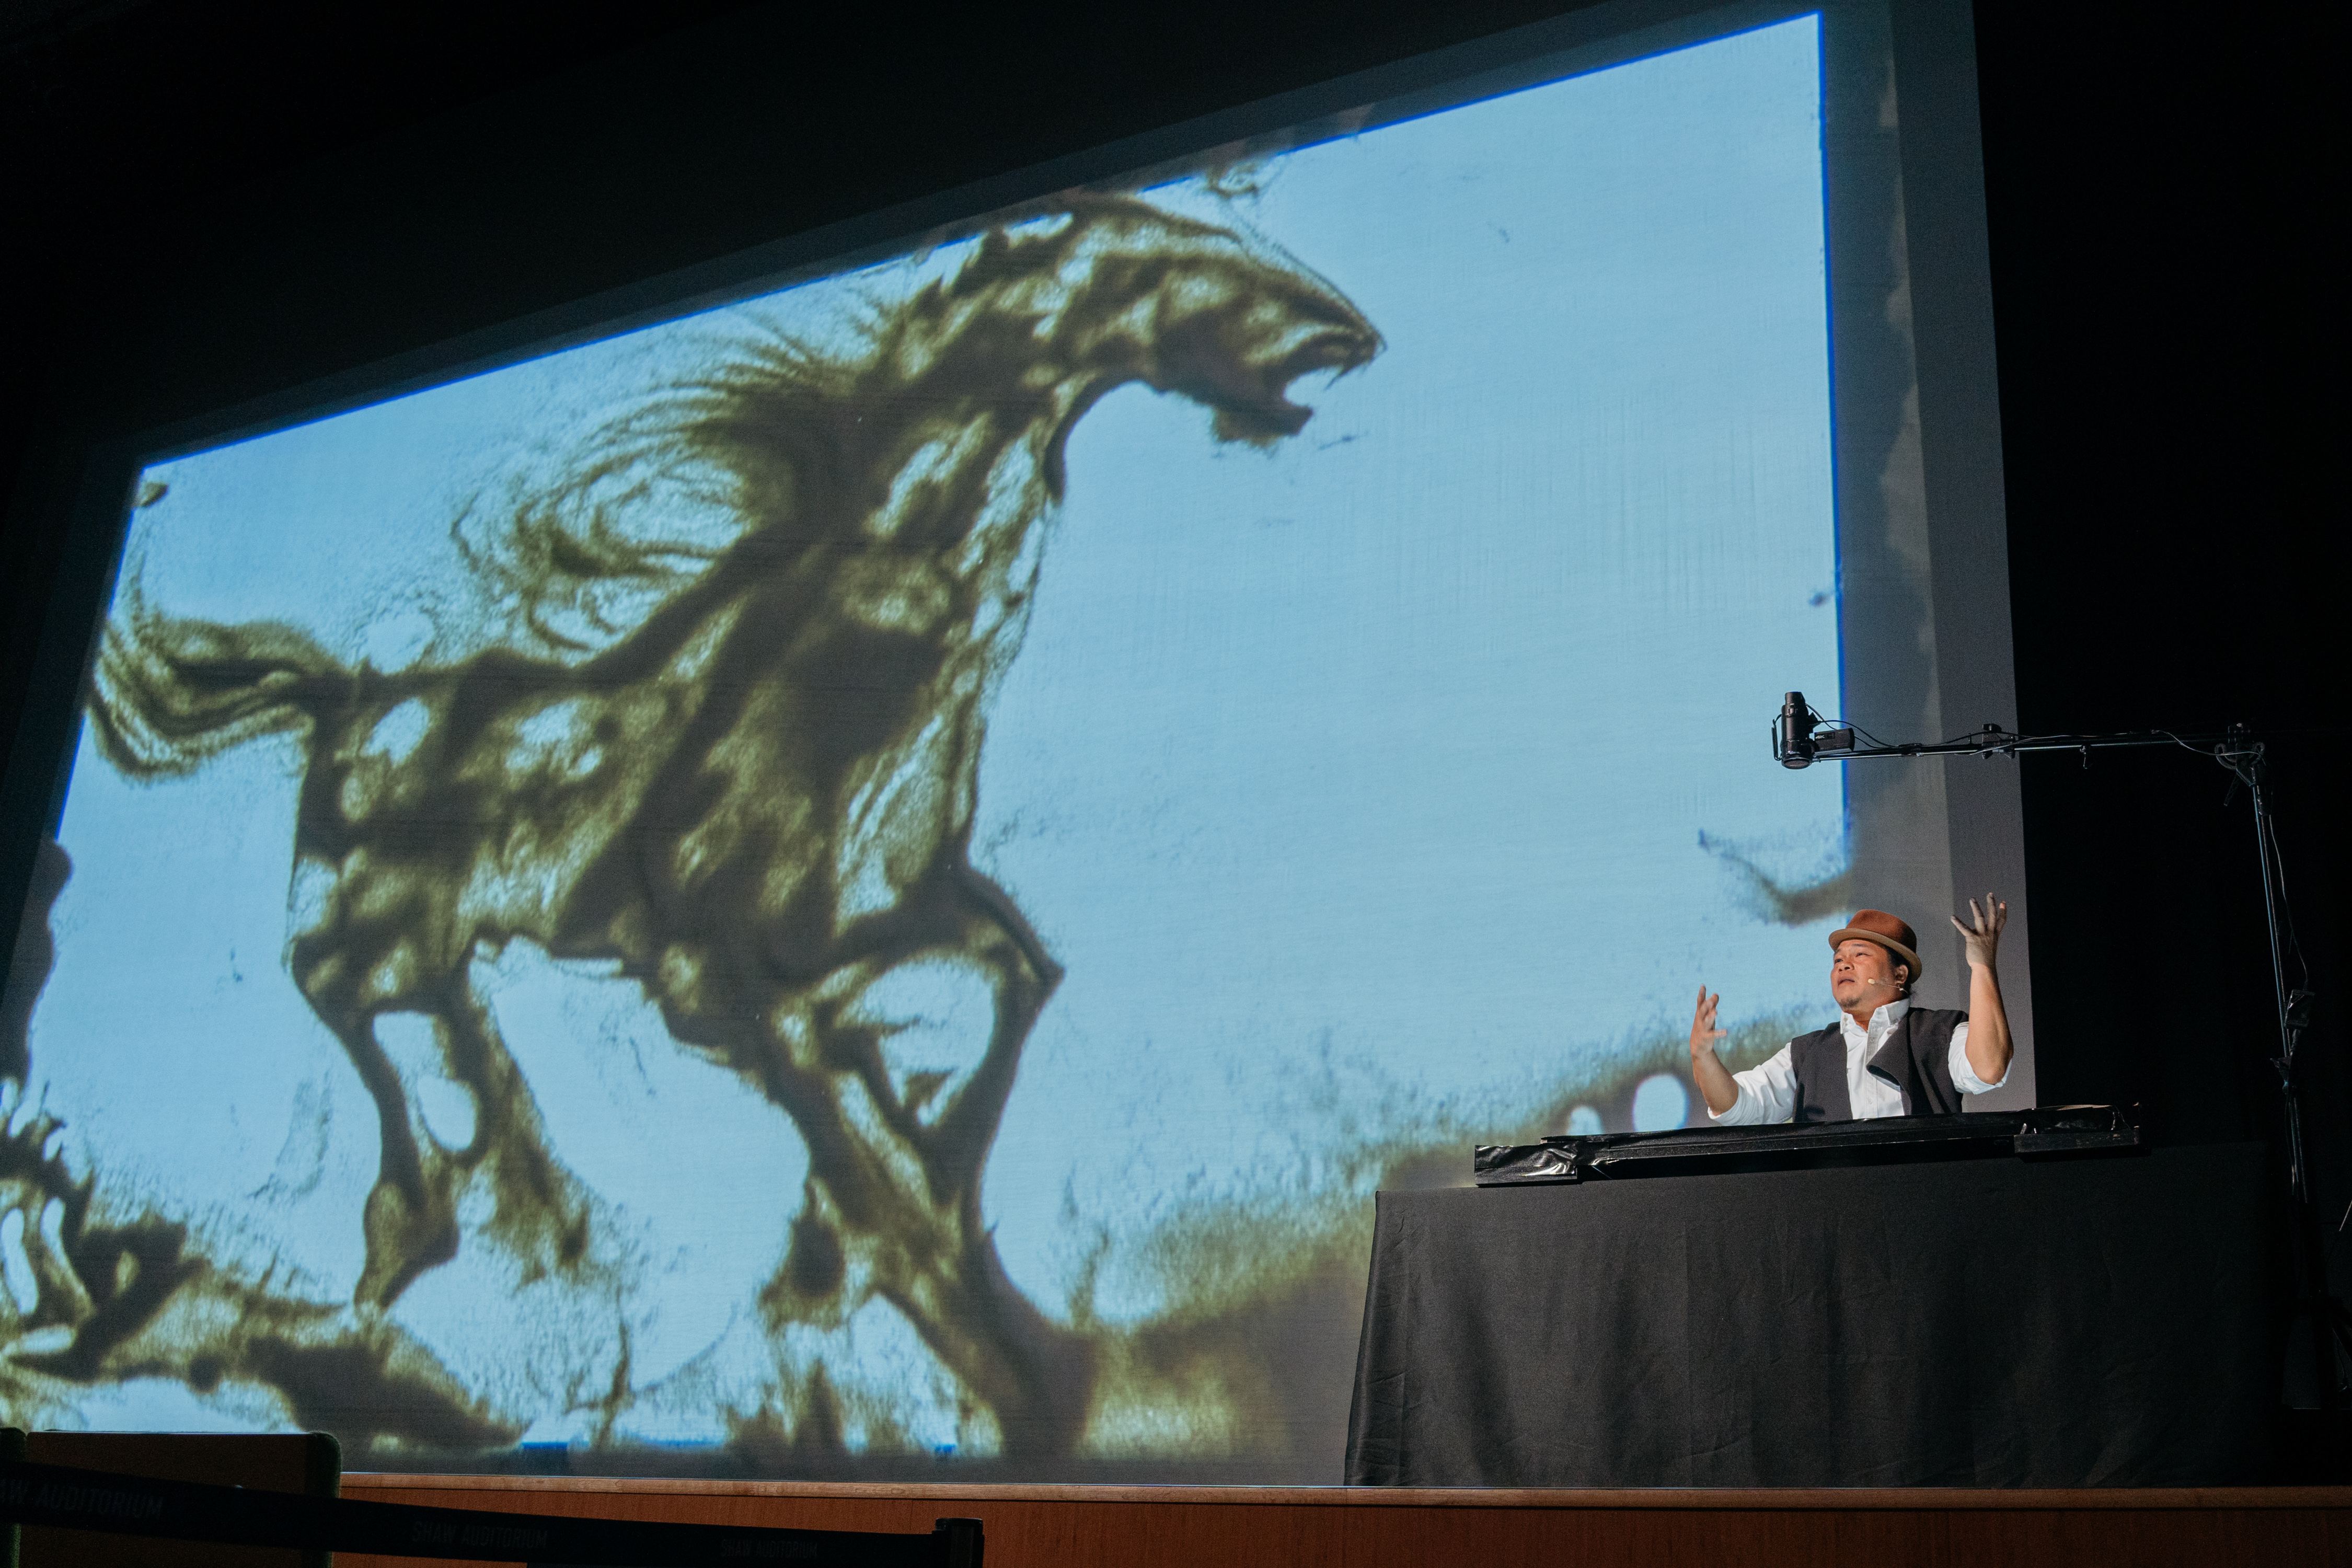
[{"x1": 45, "y1": 194, "x2": 1380, "y2": 1456}]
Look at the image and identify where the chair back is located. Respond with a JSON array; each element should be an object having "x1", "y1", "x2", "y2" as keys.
[{"x1": 10, "y1": 1429, "x2": 340, "y2": 1568}]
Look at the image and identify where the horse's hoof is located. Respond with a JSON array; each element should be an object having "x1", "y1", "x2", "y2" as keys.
[{"x1": 355, "y1": 1180, "x2": 457, "y2": 1307}]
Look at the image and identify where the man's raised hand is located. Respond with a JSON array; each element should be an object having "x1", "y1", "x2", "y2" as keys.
[
  {"x1": 1689, "y1": 986, "x2": 1729, "y2": 1063},
  {"x1": 1950, "y1": 893, "x2": 2008, "y2": 969},
  {"x1": 1687, "y1": 985, "x2": 1742, "y2": 1116}
]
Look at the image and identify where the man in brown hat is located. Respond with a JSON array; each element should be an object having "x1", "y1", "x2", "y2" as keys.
[{"x1": 1689, "y1": 897, "x2": 2012, "y2": 1123}]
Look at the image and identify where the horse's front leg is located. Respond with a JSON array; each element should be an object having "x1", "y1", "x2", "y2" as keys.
[{"x1": 755, "y1": 867, "x2": 1093, "y2": 1455}]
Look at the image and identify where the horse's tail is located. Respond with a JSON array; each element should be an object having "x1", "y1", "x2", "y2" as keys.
[{"x1": 87, "y1": 596, "x2": 353, "y2": 779}]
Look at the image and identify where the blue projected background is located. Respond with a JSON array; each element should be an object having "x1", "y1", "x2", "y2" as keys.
[{"x1": 1, "y1": 15, "x2": 1906, "y2": 1474}]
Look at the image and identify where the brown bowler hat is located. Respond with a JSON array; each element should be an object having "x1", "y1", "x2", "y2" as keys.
[{"x1": 1828, "y1": 909, "x2": 1924, "y2": 979}]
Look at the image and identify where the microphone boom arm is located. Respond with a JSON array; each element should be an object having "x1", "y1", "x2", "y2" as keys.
[{"x1": 1771, "y1": 708, "x2": 2253, "y2": 771}]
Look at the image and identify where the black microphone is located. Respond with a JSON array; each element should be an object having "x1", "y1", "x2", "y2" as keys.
[{"x1": 1777, "y1": 691, "x2": 1815, "y2": 769}]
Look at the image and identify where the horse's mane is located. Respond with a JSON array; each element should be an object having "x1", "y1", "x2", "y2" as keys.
[
  {"x1": 453, "y1": 315, "x2": 884, "y2": 656},
  {"x1": 445, "y1": 193, "x2": 1275, "y2": 660}
]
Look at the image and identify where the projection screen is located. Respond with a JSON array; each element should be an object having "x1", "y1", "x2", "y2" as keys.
[{"x1": 0, "y1": 0, "x2": 2027, "y2": 1478}]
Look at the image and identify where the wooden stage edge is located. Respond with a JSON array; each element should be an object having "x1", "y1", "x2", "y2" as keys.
[
  {"x1": 338, "y1": 1473, "x2": 2352, "y2": 1567},
  {"x1": 347, "y1": 1471, "x2": 2344, "y2": 1508}
]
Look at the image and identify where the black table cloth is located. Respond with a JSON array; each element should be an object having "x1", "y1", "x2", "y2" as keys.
[{"x1": 1344, "y1": 1143, "x2": 2273, "y2": 1486}]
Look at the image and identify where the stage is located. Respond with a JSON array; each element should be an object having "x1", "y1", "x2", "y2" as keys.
[
  {"x1": 336, "y1": 1473, "x2": 2351, "y2": 1567},
  {"x1": 0, "y1": 1, "x2": 2344, "y2": 1561}
]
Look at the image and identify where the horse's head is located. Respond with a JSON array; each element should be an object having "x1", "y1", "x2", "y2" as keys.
[{"x1": 953, "y1": 193, "x2": 1383, "y2": 448}]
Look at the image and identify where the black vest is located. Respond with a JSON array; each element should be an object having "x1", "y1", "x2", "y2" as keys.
[{"x1": 1789, "y1": 1006, "x2": 1967, "y2": 1123}]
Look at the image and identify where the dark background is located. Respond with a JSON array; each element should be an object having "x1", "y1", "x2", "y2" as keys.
[{"x1": 1, "y1": 0, "x2": 2335, "y2": 1402}]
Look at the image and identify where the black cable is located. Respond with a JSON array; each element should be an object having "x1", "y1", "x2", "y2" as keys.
[
  {"x1": 2265, "y1": 814, "x2": 2313, "y2": 990},
  {"x1": 1812, "y1": 716, "x2": 1895, "y2": 750}
]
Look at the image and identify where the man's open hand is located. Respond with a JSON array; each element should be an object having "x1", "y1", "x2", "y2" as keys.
[
  {"x1": 1689, "y1": 986, "x2": 1728, "y2": 1062},
  {"x1": 1950, "y1": 893, "x2": 2007, "y2": 969}
]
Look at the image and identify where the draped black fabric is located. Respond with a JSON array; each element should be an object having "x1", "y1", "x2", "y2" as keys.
[{"x1": 1345, "y1": 1143, "x2": 2273, "y2": 1486}]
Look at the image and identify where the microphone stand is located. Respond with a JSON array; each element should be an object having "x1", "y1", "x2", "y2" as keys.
[{"x1": 1773, "y1": 698, "x2": 2349, "y2": 1460}]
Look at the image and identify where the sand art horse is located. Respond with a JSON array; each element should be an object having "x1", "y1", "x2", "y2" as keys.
[{"x1": 87, "y1": 194, "x2": 1382, "y2": 1454}]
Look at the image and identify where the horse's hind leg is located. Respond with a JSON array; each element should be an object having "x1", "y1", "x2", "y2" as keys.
[
  {"x1": 305, "y1": 993, "x2": 456, "y2": 1309},
  {"x1": 429, "y1": 981, "x2": 595, "y2": 1284},
  {"x1": 300, "y1": 937, "x2": 589, "y2": 1307}
]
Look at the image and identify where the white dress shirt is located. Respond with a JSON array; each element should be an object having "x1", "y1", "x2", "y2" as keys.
[{"x1": 1708, "y1": 996, "x2": 2008, "y2": 1125}]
